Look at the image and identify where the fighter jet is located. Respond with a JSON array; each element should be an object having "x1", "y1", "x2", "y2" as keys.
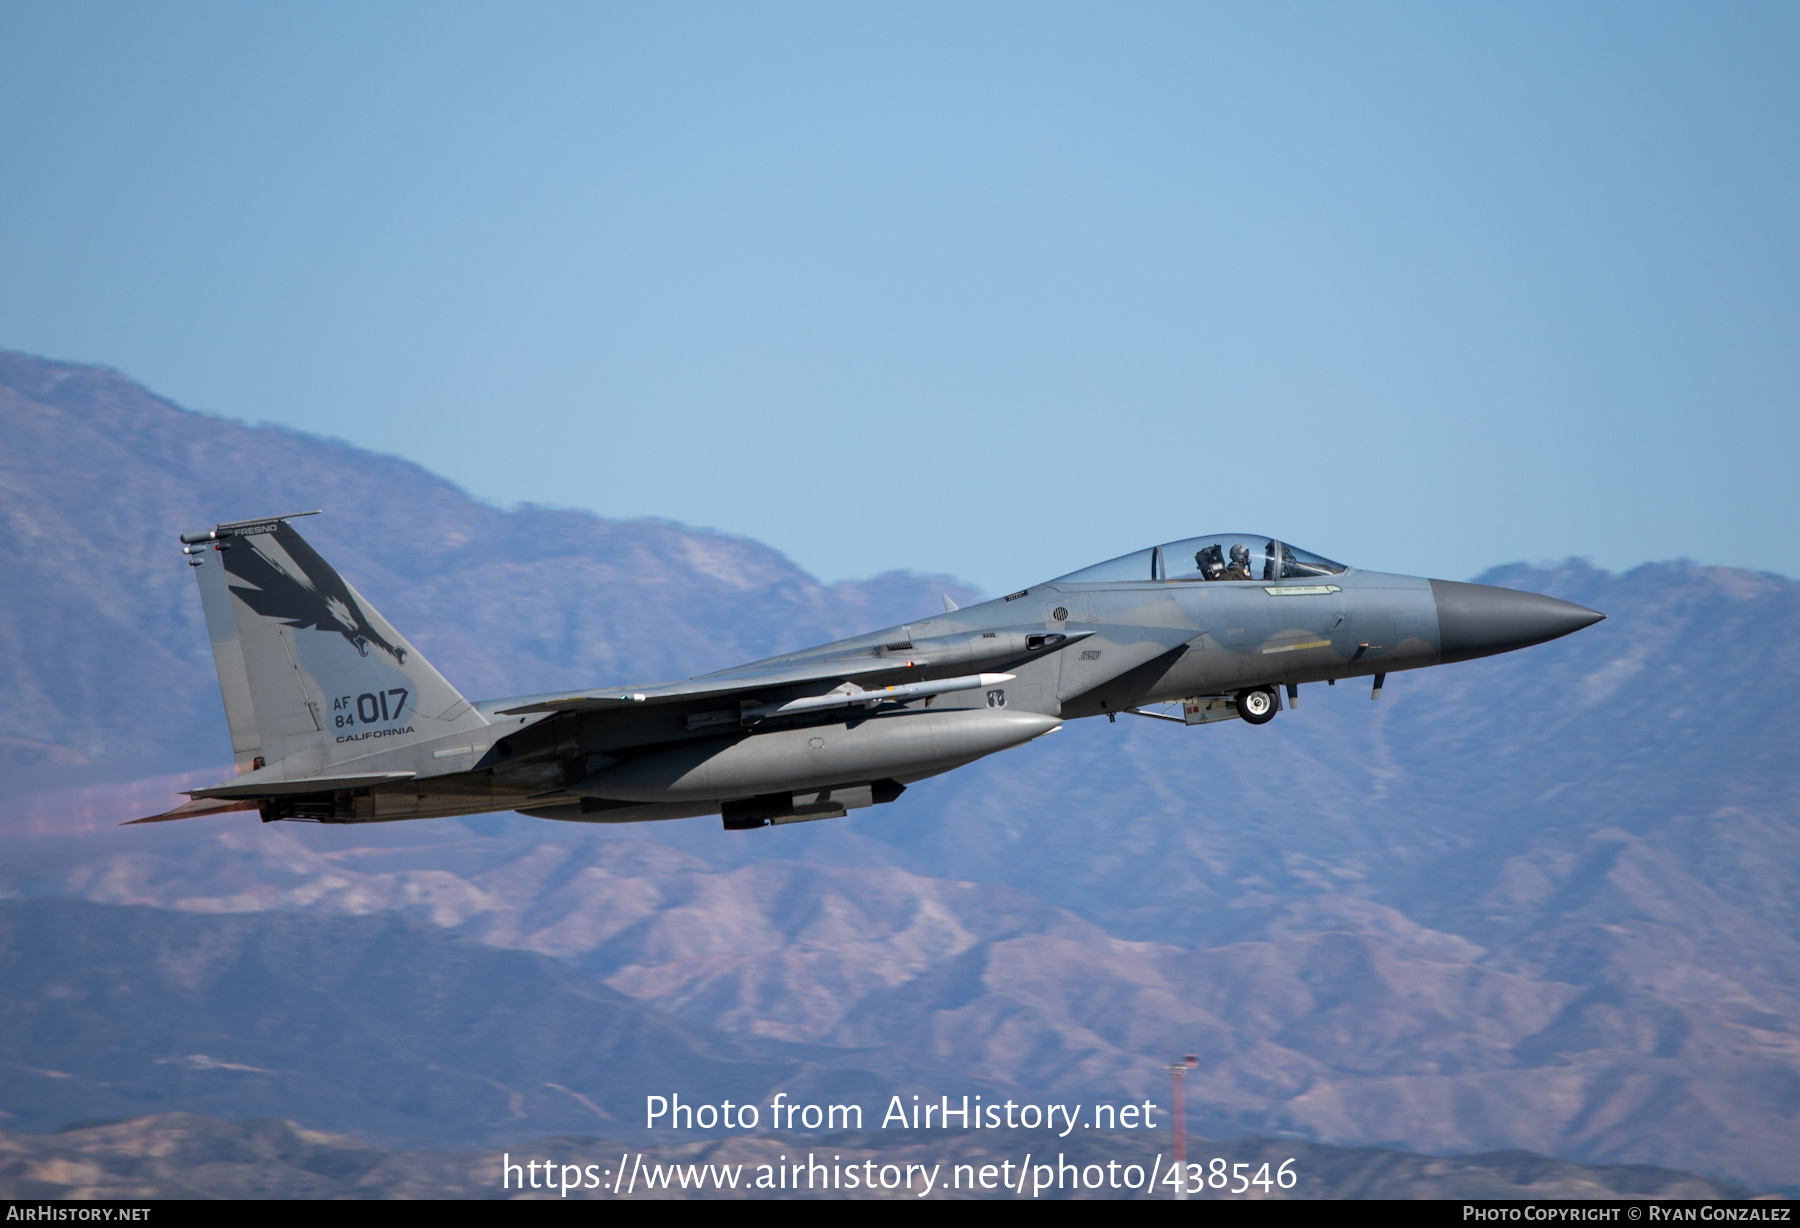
[{"x1": 134, "y1": 513, "x2": 1603, "y2": 829}]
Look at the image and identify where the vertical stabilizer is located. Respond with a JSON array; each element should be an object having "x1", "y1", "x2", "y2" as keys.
[{"x1": 183, "y1": 513, "x2": 486, "y2": 778}]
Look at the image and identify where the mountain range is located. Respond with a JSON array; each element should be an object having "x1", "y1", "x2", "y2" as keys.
[{"x1": 1, "y1": 349, "x2": 1796, "y2": 1193}]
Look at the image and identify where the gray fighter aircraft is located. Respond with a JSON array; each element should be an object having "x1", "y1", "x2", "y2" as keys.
[{"x1": 134, "y1": 513, "x2": 1603, "y2": 829}]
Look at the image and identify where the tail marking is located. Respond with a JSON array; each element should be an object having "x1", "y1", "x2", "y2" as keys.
[{"x1": 223, "y1": 528, "x2": 406, "y2": 663}]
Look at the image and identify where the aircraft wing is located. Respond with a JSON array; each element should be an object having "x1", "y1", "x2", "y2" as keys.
[{"x1": 493, "y1": 654, "x2": 925, "y2": 715}]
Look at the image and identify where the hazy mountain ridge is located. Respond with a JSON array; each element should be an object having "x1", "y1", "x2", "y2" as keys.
[
  {"x1": 0, "y1": 897, "x2": 952, "y2": 1146},
  {"x1": 39, "y1": 816, "x2": 1800, "y2": 1189},
  {"x1": 3, "y1": 350, "x2": 1798, "y2": 1191}
]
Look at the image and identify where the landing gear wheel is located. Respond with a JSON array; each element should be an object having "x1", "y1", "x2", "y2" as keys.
[{"x1": 1236, "y1": 686, "x2": 1278, "y2": 725}]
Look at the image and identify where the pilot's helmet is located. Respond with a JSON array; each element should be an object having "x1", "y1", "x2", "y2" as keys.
[{"x1": 1229, "y1": 544, "x2": 1250, "y2": 567}]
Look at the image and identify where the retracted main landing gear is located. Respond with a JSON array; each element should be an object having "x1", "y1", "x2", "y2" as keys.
[{"x1": 1235, "y1": 686, "x2": 1279, "y2": 725}]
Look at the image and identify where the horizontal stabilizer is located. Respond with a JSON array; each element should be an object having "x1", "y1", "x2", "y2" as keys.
[
  {"x1": 186, "y1": 771, "x2": 418, "y2": 800},
  {"x1": 124, "y1": 796, "x2": 261, "y2": 825}
]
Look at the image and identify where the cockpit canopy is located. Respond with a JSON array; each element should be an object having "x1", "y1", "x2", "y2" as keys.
[{"x1": 1052, "y1": 535, "x2": 1348, "y2": 584}]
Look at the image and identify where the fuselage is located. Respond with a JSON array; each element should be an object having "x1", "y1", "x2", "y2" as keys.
[{"x1": 249, "y1": 533, "x2": 1601, "y2": 828}]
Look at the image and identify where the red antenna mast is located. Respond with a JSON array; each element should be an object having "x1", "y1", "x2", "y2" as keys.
[{"x1": 1169, "y1": 1054, "x2": 1198, "y2": 1199}]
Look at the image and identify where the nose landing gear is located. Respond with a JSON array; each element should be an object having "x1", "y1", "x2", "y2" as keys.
[{"x1": 1236, "y1": 686, "x2": 1279, "y2": 725}]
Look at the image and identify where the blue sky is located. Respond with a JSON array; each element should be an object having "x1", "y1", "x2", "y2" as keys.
[{"x1": 2, "y1": 2, "x2": 1795, "y2": 591}]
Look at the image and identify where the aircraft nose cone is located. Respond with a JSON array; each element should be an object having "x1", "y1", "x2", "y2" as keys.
[{"x1": 1430, "y1": 579, "x2": 1605, "y2": 664}]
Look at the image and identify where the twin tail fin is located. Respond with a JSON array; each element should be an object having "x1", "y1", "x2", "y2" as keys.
[{"x1": 181, "y1": 512, "x2": 486, "y2": 778}]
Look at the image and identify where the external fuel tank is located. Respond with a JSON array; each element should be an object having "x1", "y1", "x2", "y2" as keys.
[{"x1": 573, "y1": 707, "x2": 1060, "y2": 802}]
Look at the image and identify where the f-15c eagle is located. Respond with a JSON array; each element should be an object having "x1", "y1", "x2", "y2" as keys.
[{"x1": 134, "y1": 512, "x2": 1603, "y2": 829}]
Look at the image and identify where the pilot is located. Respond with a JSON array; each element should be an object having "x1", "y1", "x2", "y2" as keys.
[
  {"x1": 1196, "y1": 543, "x2": 1226, "y2": 581},
  {"x1": 1220, "y1": 543, "x2": 1254, "y2": 580}
]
